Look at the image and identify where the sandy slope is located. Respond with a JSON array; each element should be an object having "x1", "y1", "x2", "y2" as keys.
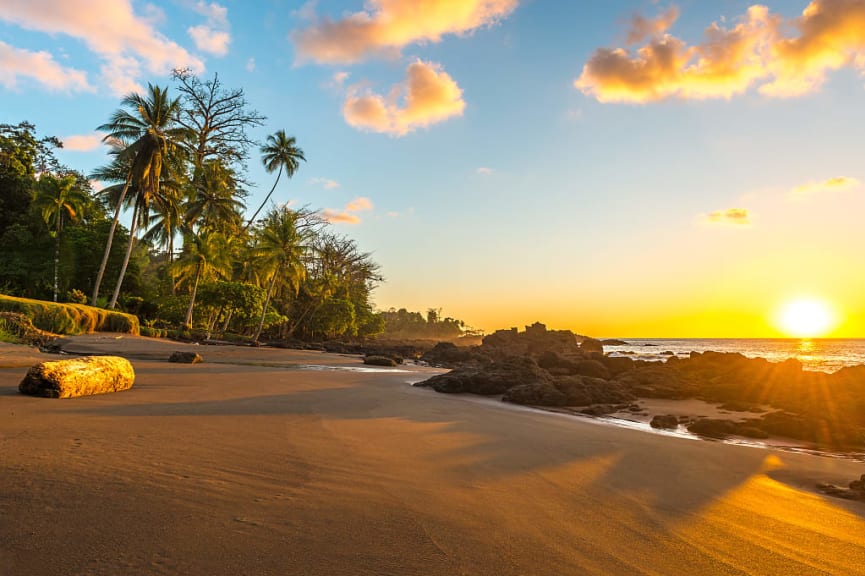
[{"x1": 2, "y1": 335, "x2": 865, "y2": 575}]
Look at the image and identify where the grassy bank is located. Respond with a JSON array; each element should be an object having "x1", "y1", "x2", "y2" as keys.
[{"x1": 0, "y1": 294, "x2": 139, "y2": 336}]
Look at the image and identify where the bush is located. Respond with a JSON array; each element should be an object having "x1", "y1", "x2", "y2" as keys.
[{"x1": 0, "y1": 293, "x2": 139, "y2": 335}]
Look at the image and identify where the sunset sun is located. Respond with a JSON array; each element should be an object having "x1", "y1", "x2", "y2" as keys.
[{"x1": 777, "y1": 298, "x2": 836, "y2": 338}]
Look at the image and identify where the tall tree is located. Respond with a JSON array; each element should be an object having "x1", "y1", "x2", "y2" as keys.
[
  {"x1": 32, "y1": 174, "x2": 89, "y2": 302},
  {"x1": 246, "y1": 130, "x2": 305, "y2": 228},
  {"x1": 173, "y1": 229, "x2": 233, "y2": 329},
  {"x1": 91, "y1": 84, "x2": 188, "y2": 308},
  {"x1": 250, "y1": 207, "x2": 317, "y2": 342},
  {"x1": 185, "y1": 159, "x2": 245, "y2": 233}
]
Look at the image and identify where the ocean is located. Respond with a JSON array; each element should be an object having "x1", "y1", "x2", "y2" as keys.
[{"x1": 604, "y1": 338, "x2": 865, "y2": 373}]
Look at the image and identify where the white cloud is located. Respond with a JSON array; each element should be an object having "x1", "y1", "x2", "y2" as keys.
[
  {"x1": 246, "y1": 57, "x2": 256, "y2": 72},
  {"x1": 0, "y1": 0, "x2": 204, "y2": 95},
  {"x1": 476, "y1": 167, "x2": 493, "y2": 175},
  {"x1": 0, "y1": 41, "x2": 92, "y2": 92},
  {"x1": 308, "y1": 177, "x2": 341, "y2": 190},
  {"x1": 187, "y1": 1, "x2": 231, "y2": 56}
]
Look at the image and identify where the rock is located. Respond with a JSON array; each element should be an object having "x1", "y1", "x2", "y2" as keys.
[
  {"x1": 579, "y1": 337, "x2": 604, "y2": 354},
  {"x1": 650, "y1": 414, "x2": 680, "y2": 429},
  {"x1": 169, "y1": 351, "x2": 203, "y2": 363},
  {"x1": 19, "y1": 356, "x2": 135, "y2": 398},
  {"x1": 573, "y1": 360, "x2": 610, "y2": 380},
  {"x1": 687, "y1": 418, "x2": 736, "y2": 438},
  {"x1": 502, "y1": 382, "x2": 568, "y2": 407},
  {"x1": 363, "y1": 355, "x2": 398, "y2": 367},
  {"x1": 735, "y1": 426, "x2": 770, "y2": 439},
  {"x1": 600, "y1": 355, "x2": 634, "y2": 376},
  {"x1": 418, "y1": 356, "x2": 551, "y2": 396},
  {"x1": 817, "y1": 483, "x2": 863, "y2": 500},
  {"x1": 579, "y1": 404, "x2": 618, "y2": 416},
  {"x1": 601, "y1": 339, "x2": 629, "y2": 346},
  {"x1": 661, "y1": 350, "x2": 675, "y2": 356}
]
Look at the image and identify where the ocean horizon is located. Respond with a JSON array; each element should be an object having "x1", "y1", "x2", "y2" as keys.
[{"x1": 604, "y1": 337, "x2": 865, "y2": 373}]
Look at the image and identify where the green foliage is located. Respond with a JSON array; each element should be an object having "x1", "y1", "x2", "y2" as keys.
[
  {"x1": 379, "y1": 307, "x2": 466, "y2": 340},
  {"x1": 0, "y1": 294, "x2": 139, "y2": 335},
  {"x1": 307, "y1": 298, "x2": 357, "y2": 340},
  {"x1": 66, "y1": 289, "x2": 87, "y2": 304}
]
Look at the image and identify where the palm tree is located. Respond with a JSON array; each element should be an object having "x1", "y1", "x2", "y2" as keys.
[
  {"x1": 90, "y1": 84, "x2": 188, "y2": 307},
  {"x1": 186, "y1": 159, "x2": 245, "y2": 233},
  {"x1": 245, "y1": 130, "x2": 305, "y2": 229},
  {"x1": 173, "y1": 230, "x2": 233, "y2": 329},
  {"x1": 250, "y1": 207, "x2": 313, "y2": 343},
  {"x1": 32, "y1": 174, "x2": 88, "y2": 302}
]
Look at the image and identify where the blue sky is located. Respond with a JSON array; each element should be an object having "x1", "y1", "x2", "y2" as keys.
[{"x1": 3, "y1": 0, "x2": 865, "y2": 336}]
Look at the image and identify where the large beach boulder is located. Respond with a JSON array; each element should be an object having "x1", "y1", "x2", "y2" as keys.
[
  {"x1": 503, "y1": 382, "x2": 568, "y2": 407},
  {"x1": 19, "y1": 356, "x2": 135, "y2": 398},
  {"x1": 418, "y1": 356, "x2": 551, "y2": 396}
]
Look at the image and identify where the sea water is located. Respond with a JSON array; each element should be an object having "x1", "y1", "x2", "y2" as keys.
[{"x1": 604, "y1": 338, "x2": 865, "y2": 373}]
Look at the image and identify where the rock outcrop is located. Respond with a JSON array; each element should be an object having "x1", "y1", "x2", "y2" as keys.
[
  {"x1": 363, "y1": 355, "x2": 398, "y2": 367},
  {"x1": 169, "y1": 351, "x2": 203, "y2": 364},
  {"x1": 19, "y1": 356, "x2": 135, "y2": 398}
]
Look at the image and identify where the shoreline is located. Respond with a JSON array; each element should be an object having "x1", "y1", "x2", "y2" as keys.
[{"x1": 4, "y1": 335, "x2": 865, "y2": 574}]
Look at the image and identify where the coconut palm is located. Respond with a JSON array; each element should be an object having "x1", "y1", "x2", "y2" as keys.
[
  {"x1": 90, "y1": 84, "x2": 188, "y2": 307},
  {"x1": 245, "y1": 130, "x2": 305, "y2": 229},
  {"x1": 32, "y1": 174, "x2": 89, "y2": 302},
  {"x1": 173, "y1": 229, "x2": 234, "y2": 329},
  {"x1": 249, "y1": 207, "x2": 314, "y2": 343},
  {"x1": 186, "y1": 159, "x2": 245, "y2": 233}
]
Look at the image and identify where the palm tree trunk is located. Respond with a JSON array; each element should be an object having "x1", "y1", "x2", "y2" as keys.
[
  {"x1": 108, "y1": 201, "x2": 139, "y2": 310},
  {"x1": 253, "y1": 267, "x2": 280, "y2": 343},
  {"x1": 245, "y1": 165, "x2": 282, "y2": 230},
  {"x1": 53, "y1": 218, "x2": 60, "y2": 303},
  {"x1": 221, "y1": 308, "x2": 233, "y2": 334},
  {"x1": 183, "y1": 262, "x2": 203, "y2": 330},
  {"x1": 91, "y1": 174, "x2": 132, "y2": 306}
]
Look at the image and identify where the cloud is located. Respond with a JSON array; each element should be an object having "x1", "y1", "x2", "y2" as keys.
[
  {"x1": 703, "y1": 208, "x2": 752, "y2": 226},
  {"x1": 0, "y1": 41, "x2": 92, "y2": 92},
  {"x1": 476, "y1": 167, "x2": 494, "y2": 175},
  {"x1": 292, "y1": 0, "x2": 518, "y2": 64},
  {"x1": 246, "y1": 57, "x2": 256, "y2": 72},
  {"x1": 187, "y1": 1, "x2": 231, "y2": 56},
  {"x1": 791, "y1": 176, "x2": 860, "y2": 197},
  {"x1": 626, "y1": 7, "x2": 679, "y2": 44},
  {"x1": 343, "y1": 60, "x2": 465, "y2": 136},
  {"x1": 333, "y1": 71, "x2": 350, "y2": 85},
  {"x1": 61, "y1": 133, "x2": 104, "y2": 151},
  {"x1": 308, "y1": 177, "x2": 341, "y2": 190},
  {"x1": 323, "y1": 196, "x2": 373, "y2": 224},
  {"x1": 576, "y1": 0, "x2": 865, "y2": 103},
  {"x1": 0, "y1": 0, "x2": 204, "y2": 95}
]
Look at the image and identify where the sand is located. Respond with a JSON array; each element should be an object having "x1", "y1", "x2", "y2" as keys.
[{"x1": 2, "y1": 335, "x2": 865, "y2": 575}]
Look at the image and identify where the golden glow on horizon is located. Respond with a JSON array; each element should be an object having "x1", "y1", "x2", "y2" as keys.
[{"x1": 776, "y1": 298, "x2": 836, "y2": 338}]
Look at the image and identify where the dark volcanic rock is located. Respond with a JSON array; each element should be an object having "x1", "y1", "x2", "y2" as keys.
[
  {"x1": 650, "y1": 415, "x2": 680, "y2": 429},
  {"x1": 687, "y1": 418, "x2": 736, "y2": 438},
  {"x1": 363, "y1": 355, "x2": 398, "y2": 367},
  {"x1": 418, "y1": 356, "x2": 551, "y2": 396},
  {"x1": 503, "y1": 382, "x2": 568, "y2": 407},
  {"x1": 579, "y1": 337, "x2": 604, "y2": 354},
  {"x1": 573, "y1": 360, "x2": 610, "y2": 380},
  {"x1": 600, "y1": 355, "x2": 635, "y2": 376},
  {"x1": 169, "y1": 351, "x2": 203, "y2": 364},
  {"x1": 601, "y1": 339, "x2": 629, "y2": 346},
  {"x1": 421, "y1": 341, "x2": 485, "y2": 367}
]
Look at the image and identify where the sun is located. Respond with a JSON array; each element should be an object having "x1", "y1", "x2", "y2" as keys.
[{"x1": 777, "y1": 298, "x2": 836, "y2": 338}]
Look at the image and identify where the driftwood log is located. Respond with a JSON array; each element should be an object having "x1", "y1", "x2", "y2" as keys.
[{"x1": 19, "y1": 356, "x2": 135, "y2": 398}]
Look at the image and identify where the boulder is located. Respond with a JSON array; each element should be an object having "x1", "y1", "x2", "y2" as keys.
[
  {"x1": 417, "y1": 356, "x2": 551, "y2": 396},
  {"x1": 650, "y1": 414, "x2": 680, "y2": 429},
  {"x1": 600, "y1": 355, "x2": 635, "y2": 376},
  {"x1": 363, "y1": 355, "x2": 398, "y2": 367},
  {"x1": 19, "y1": 356, "x2": 135, "y2": 398},
  {"x1": 687, "y1": 418, "x2": 736, "y2": 439},
  {"x1": 573, "y1": 360, "x2": 610, "y2": 380},
  {"x1": 579, "y1": 337, "x2": 604, "y2": 354},
  {"x1": 169, "y1": 351, "x2": 203, "y2": 364},
  {"x1": 502, "y1": 382, "x2": 568, "y2": 407}
]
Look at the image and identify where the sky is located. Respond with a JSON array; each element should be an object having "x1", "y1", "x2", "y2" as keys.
[{"x1": 2, "y1": 0, "x2": 865, "y2": 338}]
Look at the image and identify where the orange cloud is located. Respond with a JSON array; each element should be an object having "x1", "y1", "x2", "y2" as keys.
[
  {"x1": 61, "y1": 133, "x2": 104, "y2": 152},
  {"x1": 292, "y1": 0, "x2": 517, "y2": 64},
  {"x1": 703, "y1": 208, "x2": 752, "y2": 226},
  {"x1": 0, "y1": 0, "x2": 204, "y2": 95},
  {"x1": 626, "y1": 7, "x2": 679, "y2": 44},
  {"x1": 576, "y1": 1, "x2": 865, "y2": 103},
  {"x1": 791, "y1": 176, "x2": 861, "y2": 197},
  {"x1": 323, "y1": 196, "x2": 374, "y2": 224},
  {"x1": 343, "y1": 60, "x2": 465, "y2": 136},
  {"x1": 0, "y1": 41, "x2": 92, "y2": 92}
]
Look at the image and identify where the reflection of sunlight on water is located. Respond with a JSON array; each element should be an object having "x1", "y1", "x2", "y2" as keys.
[{"x1": 797, "y1": 339, "x2": 815, "y2": 354}]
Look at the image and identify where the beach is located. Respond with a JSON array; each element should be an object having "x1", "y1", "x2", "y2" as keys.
[{"x1": 3, "y1": 336, "x2": 865, "y2": 575}]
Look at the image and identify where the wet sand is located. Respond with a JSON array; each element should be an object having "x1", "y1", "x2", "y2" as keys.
[{"x1": 2, "y1": 335, "x2": 865, "y2": 575}]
